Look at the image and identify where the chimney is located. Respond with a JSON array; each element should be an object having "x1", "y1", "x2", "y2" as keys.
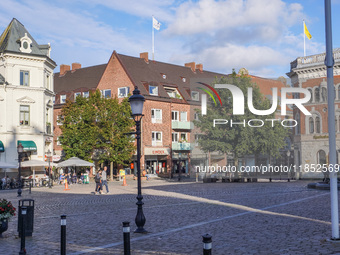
[
  {"x1": 72, "y1": 63, "x2": 81, "y2": 71},
  {"x1": 185, "y1": 62, "x2": 196, "y2": 72},
  {"x1": 196, "y1": 63, "x2": 203, "y2": 72},
  {"x1": 60, "y1": 64, "x2": 70, "y2": 76},
  {"x1": 140, "y1": 52, "x2": 149, "y2": 62}
]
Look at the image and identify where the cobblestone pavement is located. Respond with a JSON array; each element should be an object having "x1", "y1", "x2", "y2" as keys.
[{"x1": 1, "y1": 178, "x2": 340, "y2": 255}]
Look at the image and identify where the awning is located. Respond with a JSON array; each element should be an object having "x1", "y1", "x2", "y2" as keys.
[
  {"x1": 17, "y1": 140, "x2": 37, "y2": 152},
  {"x1": 0, "y1": 141, "x2": 4, "y2": 152}
]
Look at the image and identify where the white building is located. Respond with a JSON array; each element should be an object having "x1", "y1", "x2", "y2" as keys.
[{"x1": 0, "y1": 18, "x2": 56, "y2": 166}]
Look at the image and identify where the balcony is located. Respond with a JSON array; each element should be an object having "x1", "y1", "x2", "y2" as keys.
[
  {"x1": 172, "y1": 142, "x2": 192, "y2": 151},
  {"x1": 171, "y1": 121, "x2": 194, "y2": 130}
]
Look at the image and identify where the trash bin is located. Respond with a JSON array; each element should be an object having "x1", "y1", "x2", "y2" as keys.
[
  {"x1": 84, "y1": 173, "x2": 89, "y2": 184},
  {"x1": 18, "y1": 199, "x2": 34, "y2": 237}
]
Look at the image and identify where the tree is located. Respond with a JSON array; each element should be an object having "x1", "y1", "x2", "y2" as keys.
[
  {"x1": 58, "y1": 90, "x2": 135, "y2": 166},
  {"x1": 194, "y1": 71, "x2": 288, "y2": 167}
]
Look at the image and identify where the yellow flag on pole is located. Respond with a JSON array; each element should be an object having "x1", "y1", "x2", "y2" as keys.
[{"x1": 304, "y1": 22, "x2": 312, "y2": 40}]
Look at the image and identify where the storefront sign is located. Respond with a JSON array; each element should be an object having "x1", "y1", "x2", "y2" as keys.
[{"x1": 144, "y1": 148, "x2": 170, "y2": 155}]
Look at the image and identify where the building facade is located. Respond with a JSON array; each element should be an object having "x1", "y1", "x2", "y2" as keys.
[
  {"x1": 0, "y1": 18, "x2": 56, "y2": 166},
  {"x1": 287, "y1": 49, "x2": 340, "y2": 178}
]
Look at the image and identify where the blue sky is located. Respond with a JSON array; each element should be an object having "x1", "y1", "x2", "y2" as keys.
[{"x1": 0, "y1": 0, "x2": 340, "y2": 79}]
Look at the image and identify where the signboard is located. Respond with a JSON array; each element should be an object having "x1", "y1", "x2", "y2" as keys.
[
  {"x1": 52, "y1": 155, "x2": 61, "y2": 162},
  {"x1": 144, "y1": 147, "x2": 170, "y2": 155}
]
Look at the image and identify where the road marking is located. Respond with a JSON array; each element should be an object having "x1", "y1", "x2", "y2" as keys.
[{"x1": 69, "y1": 192, "x2": 329, "y2": 255}]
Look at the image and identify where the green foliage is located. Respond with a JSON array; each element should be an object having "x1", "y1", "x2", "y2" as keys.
[
  {"x1": 59, "y1": 90, "x2": 135, "y2": 166},
  {"x1": 194, "y1": 71, "x2": 288, "y2": 161}
]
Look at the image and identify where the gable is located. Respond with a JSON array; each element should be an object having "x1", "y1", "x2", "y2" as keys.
[{"x1": 16, "y1": 96, "x2": 35, "y2": 104}]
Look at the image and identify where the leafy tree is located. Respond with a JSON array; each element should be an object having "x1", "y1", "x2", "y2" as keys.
[
  {"x1": 59, "y1": 90, "x2": 135, "y2": 166},
  {"x1": 194, "y1": 70, "x2": 288, "y2": 167}
]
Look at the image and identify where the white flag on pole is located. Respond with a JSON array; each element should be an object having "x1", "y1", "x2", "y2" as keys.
[{"x1": 153, "y1": 17, "x2": 161, "y2": 30}]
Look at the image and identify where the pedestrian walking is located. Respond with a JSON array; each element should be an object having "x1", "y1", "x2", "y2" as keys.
[
  {"x1": 94, "y1": 170, "x2": 102, "y2": 195},
  {"x1": 102, "y1": 166, "x2": 109, "y2": 194}
]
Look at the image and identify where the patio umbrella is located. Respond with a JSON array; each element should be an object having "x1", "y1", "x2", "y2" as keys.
[
  {"x1": 56, "y1": 157, "x2": 94, "y2": 167},
  {"x1": 21, "y1": 160, "x2": 49, "y2": 167},
  {"x1": 0, "y1": 162, "x2": 17, "y2": 168}
]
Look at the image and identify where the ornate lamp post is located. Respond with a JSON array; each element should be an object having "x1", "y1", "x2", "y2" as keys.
[
  {"x1": 47, "y1": 149, "x2": 52, "y2": 188},
  {"x1": 128, "y1": 86, "x2": 147, "y2": 233},
  {"x1": 17, "y1": 143, "x2": 23, "y2": 197}
]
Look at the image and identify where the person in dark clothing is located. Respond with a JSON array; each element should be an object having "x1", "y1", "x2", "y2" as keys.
[{"x1": 94, "y1": 170, "x2": 102, "y2": 195}]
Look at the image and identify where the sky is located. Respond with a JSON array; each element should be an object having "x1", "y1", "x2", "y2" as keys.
[{"x1": 0, "y1": 0, "x2": 340, "y2": 79}]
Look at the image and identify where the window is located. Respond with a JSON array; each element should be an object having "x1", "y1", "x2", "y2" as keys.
[
  {"x1": 162, "y1": 74, "x2": 166, "y2": 79},
  {"x1": 165, "y1": 87, "x2": 182, "y2": 99},
  {"x1": 60, "y1": 95, "x2": 66, "y2": 104},
  {"x1": 180, "y1": 133, "x2": 187, "y2": 142},
  {"x1": 316, "y1": 116, "x2": 321, "y2": 133},
  {"x1": 83, "y1": 91, "x2": 89, "y2": 98},
  {"x1": 308, "y1": 88, "x2": 313, "y2": 103},
  {"x1": 321, "y1": 87, "x2": 327, "y2": 102},
  {"x1": 20, "y1": 71, "x2": 29, "y2": 86},
  {"x1": 152, "y1": 131, "x2": 162, "y2": 146},
  {"x1": 149, "y1": 85, "x2": 158, "y2": 96},
  {"x1": 57, "y1": 137, "x2": 62, "y2": 146},
  {"x1": 195, "y1": 134, "x2": 201, "y2": 146},
  {"x1": 180, "y1": 111, "x2": 187, "y2": 121},
  {"x1": 172, "y1": 111, "x2": 179, "y2": 121},
  {"x1": 101, "y1": 89, "x2": 111, "y2": 98},
  {"x1": 172, "y1": 132, "x2": 179, "y2": 142},
  {"x1": 57, "y1": 115, "x2": 64, "y2": 125},
  {"x1": 20, "y1": 105, "x2": 30, "y2": 126},
  {"x1": 118, "y1": 87, "x2": 129, "y2": 98},
  {"x1": 315, "y1": 88, "x2": 320, "y2": 102},
  {"x1": 309, "y1": 117, "x2": 314, "y2": 134},
  {"x1": 191, "y1": 91, "x2": 199, "y2": 101},
  {"x1": 74, "y1": 92, "x2": 81, "y2": 101},
  {"x1": 151, "y1": 109, "x2": 162, "y2": 123},
  {"x1": 194, "y1": 112, "x2": 200, "y2": 121},
  {"x1": 52, "y1": 96, "x2": 55, "y2": 104}
]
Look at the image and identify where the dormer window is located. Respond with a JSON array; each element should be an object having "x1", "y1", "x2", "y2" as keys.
[
  {"x1": 182, "y1": 77, "x2": 186, "y2": 82},
  {"x1": 162, "y1": 74, "x2": 167, "y2": 79},
  {"x1": 149, "y1": 85, "x2": 158, "y2": 96},
  {"x1": 165, "y1": 87, "x2": 182, "y2": 99},
  {"x1": 19, "y1": 33, "x2": 32, "y2": 53}
]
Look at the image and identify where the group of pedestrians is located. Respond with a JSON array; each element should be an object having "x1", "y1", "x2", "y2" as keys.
[{"x1": 94, "y1": 166, "x2": 109, "y2": 195}]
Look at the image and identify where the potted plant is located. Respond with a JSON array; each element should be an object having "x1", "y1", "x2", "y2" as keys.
[{"x1": 0, "y1": 199, "x2": 16, "y2": 237}]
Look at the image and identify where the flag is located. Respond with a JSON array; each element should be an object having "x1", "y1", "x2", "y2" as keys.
[
  {"x1": 153, "y1": 17, "x2": 161, "y2": 30},
  {"x1": 304, "y1": 22, "x2": 312, "y2": 40}
]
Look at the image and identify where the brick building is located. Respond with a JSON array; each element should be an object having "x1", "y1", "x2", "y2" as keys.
[
  {"x1": 287, "y1": 49, "x2": 340, "y2": 178},
  {"x1": 53, "y1": 50, "x2": 291, "y2": 177}
]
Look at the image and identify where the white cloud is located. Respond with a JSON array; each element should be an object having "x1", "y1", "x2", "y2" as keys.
[{"x1": 166, "y1": 0, "x2": 303, "y2": 43}]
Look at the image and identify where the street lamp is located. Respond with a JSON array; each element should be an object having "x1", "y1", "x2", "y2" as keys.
[
  {"x1": 17, "y1": 143, "x2": 23, "y2": 197},
  {"x1": 128, "y1": 86, "x2": 147, "y2": 233},
  {"x1": 47, "y1": 149, "x2": 52, "y2": 188}
]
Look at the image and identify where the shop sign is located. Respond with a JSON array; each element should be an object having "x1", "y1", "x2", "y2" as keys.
[{"x1": 144, "y1": 148, "x2": 170, "y2": 155}]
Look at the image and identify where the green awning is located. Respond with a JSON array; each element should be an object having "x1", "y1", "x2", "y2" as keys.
[
  {"x1": 17, "y1": 140, "x2": 37, "y2": 152},
  {"x1": 0, "y1": 141, "x2": 4, "y2": 152}
]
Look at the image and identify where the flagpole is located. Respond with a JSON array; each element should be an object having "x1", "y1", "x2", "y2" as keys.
[
  {"x1": 152, "y1": 16, "x2": 155, "y2": 60},
  {"x1": 303, "y1": 20, "x2": 306, "y2": 57}
]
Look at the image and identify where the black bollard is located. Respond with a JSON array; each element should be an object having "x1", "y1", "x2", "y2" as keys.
[
  {"x1": 123, "y1": 221, "x2": 131, "y2": 255},
  {"x1": 19, "y1": 206, "x2": 27, "y2": 255},
  {"x1": 61, "y1": 215, "x2": 66, "y2": 255},
  {"x1": 202, "y1": 234, "x2": 212, "y2": 255}
]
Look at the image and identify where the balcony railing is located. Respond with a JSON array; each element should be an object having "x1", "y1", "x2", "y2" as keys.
[
  {"x1": 172, "y1": 142, "x2": 192, "y2": 151},
  {"x1": 171, "y1": 121, "x2": 194, "y2": 130}
]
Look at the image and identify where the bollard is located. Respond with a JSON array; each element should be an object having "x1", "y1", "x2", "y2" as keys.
[
  {"x1": 19, "y1": 206, "x2": 27, "y2": 255},
  {"x1": 202, "y1": 234, "x2": 212, "y2": 255},
  {"x1": 61, "y1": 215, "x2": 66, "y2": 255},
  {"x1": 123, "y1": 221, "x2": 131, "y2": 255}
]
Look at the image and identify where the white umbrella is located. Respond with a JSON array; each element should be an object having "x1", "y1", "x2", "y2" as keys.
[
  {"x1": 0, "y1": 162, "x2": 17, "y2": 168},
  {"x1": 57, "y1": 157, "x2": 94, "y2": 167},
  {"x1": 21, "y1": 160, "x2": 49, "y2": 167}
]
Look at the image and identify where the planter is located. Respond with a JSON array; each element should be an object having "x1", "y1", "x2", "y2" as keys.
[{"x1": 0, "y1": 219, "x2": 8, "y2": 237}]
